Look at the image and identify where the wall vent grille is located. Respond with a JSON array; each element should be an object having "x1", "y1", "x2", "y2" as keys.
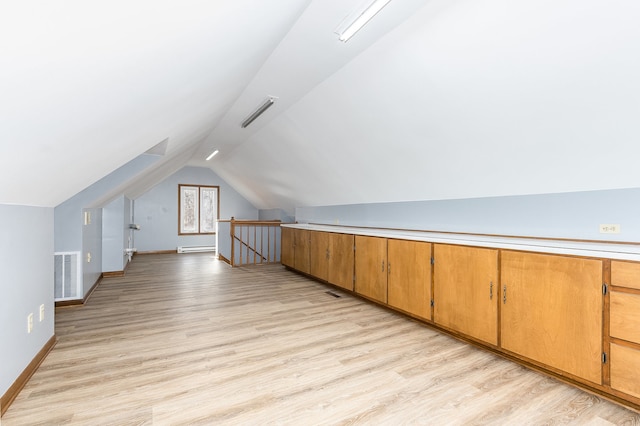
[{"x1": 54, "y1": 252, "x2": 82, "y2": 301}]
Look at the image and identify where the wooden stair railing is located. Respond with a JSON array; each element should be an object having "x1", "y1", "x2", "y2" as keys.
[{"x1": 229, "y1": 218, "x2": 281, "y2": 266}]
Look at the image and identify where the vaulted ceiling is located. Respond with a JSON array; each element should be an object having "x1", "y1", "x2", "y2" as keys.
[{"x1": 2, "y1": 1, "x2": 640, "y2": 212}]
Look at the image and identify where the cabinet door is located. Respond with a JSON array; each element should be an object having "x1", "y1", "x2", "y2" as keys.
[
  {"x1": 433, "y1": 244, "x2": 498, "y2": 345},
  {"x1": 281, "y1": 227, "x2": 294, "y2": 267},
  {"x1": 611, "y1": 343, "x2": 640, "y2": 399},
  {"x1": 355, "y1": 236, "x2": 387, "y2": 303},
  {"x1": 329, "y1": 233, "x2": 354, "y2": 291},
  {"x1": 310, "y1": 231, "x2": 330, "y2": 281},
  {"x1": 387, "y1": 239, "x2": 431, "y2": 320},
  {"x1": 293, "y1": 229, "x2": 310, "y2": 274},
  {"x1": 501, "y1": 251, "x2": 603, "y2": 384}
]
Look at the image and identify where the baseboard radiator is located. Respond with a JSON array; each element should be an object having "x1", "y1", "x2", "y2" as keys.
[{"x1": 177, "y1": 246, "x2": 216, "y2": 254}]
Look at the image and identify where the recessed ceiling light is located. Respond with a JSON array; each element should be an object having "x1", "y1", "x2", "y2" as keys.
[
  {"x1": 337, "y1": 0, "x2": 392, "y2": 42},
  {"x1": 206, "y1": 150, "x2": 219, "y2": 161}
]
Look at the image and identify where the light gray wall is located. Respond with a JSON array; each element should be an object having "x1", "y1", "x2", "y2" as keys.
[
  {"x1": 217, "y1": 221, "x2": 231, "y2": 262},
  {"x1": 125, "y1": 196, "x2": 134, "y2": 256},
  {"x1": 102, "y1": 196, "x2": 128, "y2": 273},
  {"x1": 259, "y1": 208, "x2": 294, "y2": 223},
  {"x1": 134, "y1": 166, "x2": 258, "y2": 252},
  {"x1": 54, "y1": 154, "x2": 158, "y2": 252},
  {"x1": 82, "y1": 208, "x2": 102, "y2": 295},
  {"x1": 54, "y1": 154, "x2": 157, "y2": 294},
  {"x1": 0, "y1": 204, "x2": 54, "y2": 398},
  {"x1": 296, "y1": 188, "x2": 640, "y2": 242}
]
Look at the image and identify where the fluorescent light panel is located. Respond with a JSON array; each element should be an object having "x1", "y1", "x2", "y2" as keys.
[
  {"x1": 206, "y1": 150, "x2": 219, "y2": 161},
  {"x1": 241, "y1": 97, "x2": 276, "y2": 128},
  {"x1": 338, "y1": 0, "x2": 392, "y2": 42}
]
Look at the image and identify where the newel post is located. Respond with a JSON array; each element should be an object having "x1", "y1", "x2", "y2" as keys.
[{"x1": 230, "y1": 217, "x2": 236, "y2": 267}]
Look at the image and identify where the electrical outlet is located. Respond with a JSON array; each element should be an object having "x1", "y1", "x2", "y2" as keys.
[
  {"x1": 39, "y1": 304, "x2": 45, "y2": 322},
  {"x1": 87, "y1": 252, "x2": 92, "y2": 263},
  {"x1": 599, "y1": 224, "x2": 621, "y2": 234},
  {"x1": 27, "y1": 313, "x2": 34, "y2": 333}
]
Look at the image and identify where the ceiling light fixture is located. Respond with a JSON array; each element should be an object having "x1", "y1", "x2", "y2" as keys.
[
  {"x1": 206, "y1": 150, "x2": 219, "y2": 161},
  {"x1": 337, "y1": 0, "x2": 392, "y2": 42},
  {"x1": 241, "y1": 97, "x2": 276, "y2": 128}
]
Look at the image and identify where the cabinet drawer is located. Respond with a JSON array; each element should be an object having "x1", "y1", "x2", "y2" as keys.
[
  {"x1": 611, "y1": 343, "x2": 640, "y2": 399},
  {"x1": 611, "y1": 261, "x2": 640, "y2": 290},
  {"x1": 611, "y1": 292, "x2": 640, "y2": 345}
]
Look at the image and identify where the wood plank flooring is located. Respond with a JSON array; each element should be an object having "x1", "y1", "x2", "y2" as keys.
[{"x1": 3, "y1": 253, "x2": 640, "y2": 425}]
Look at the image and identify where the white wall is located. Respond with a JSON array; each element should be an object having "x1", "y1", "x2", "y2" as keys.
[
  {"x1": 134, "y1": 166, "x2": 258, "y2": 252},
  {"x1": 213, "y1": 0, "x2": 640, "y2": 213},
  {"x1": 0, "y1": 204, "x2": 54, "y2": 399}
]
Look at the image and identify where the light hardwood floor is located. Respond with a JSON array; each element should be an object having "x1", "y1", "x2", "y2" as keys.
[{"x1": 3, "y1": 254, "x2": 640, "y2": 425}]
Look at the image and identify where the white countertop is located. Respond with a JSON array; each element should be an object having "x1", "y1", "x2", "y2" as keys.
[{"x1": 281, "y1": 223, "x2": 640, "y2": 261}]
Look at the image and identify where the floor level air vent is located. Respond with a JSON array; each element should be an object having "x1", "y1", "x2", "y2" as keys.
[
  {"x1": 54, "y1": 252, "x2": 82, "y2": 301},
  {"x1": 326, "y1": 291, "x2": 342, "y2": 298}
]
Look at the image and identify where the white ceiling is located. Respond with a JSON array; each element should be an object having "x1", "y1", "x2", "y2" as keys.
[{"x1": 2, "y1": 0, "x2": 640, "y2": 211}]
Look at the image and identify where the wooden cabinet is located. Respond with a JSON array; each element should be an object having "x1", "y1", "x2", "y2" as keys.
[
  {"x1": 355, "y1": 236, "x2": 388, "y2": 303},
  {"x1": 281, "y1": 227, "x2": 294, "y2": 267},
  {"x1": 387, "y1": 239, "x2": 431, "y2": 320},
  {"x1": 280, "y1": 227, "x2": 310, "y2": 273},
  {"x1": 610, "y1": 344, "x2": 640, "y2": 399},
  {"x1": 433, "y1": 244, "x2": 499, "y2": 345},
  {"x1": 328, "y1": 233, "x2": 355, "y2": 291},
  {"x1": 310, "y1": 231, "x2": 354, "y2": 291},
  {"x1": 610, "y1": 291, "x2": 640, "y2": 344},
  {"x1": 310, "y1": 231, "x2": 330, "y2": 281},
  {"x1": 355, "y1": 237, "x2": 431, "y2": 314},
  {"x1": 501, "y1": 251, "x2": 603, "y2": 384},
  {"x1": 611, "y1": 261, "x2": 640, "y2": 290},
  {"x1": 609, "y1": 261, "x2": 640, "y2": 399},
  {"x1": 281, "y1": 225, "x2": 640, "y2": 409},
  {"x1": 293, "y1": 229, "x2": 310, "y2": 274}
]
